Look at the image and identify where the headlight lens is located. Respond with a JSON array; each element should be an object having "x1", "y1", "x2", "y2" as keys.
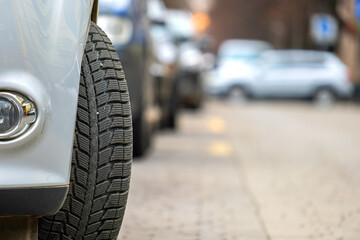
[
  {"x1": 0, "y1": 97, "x2": 19, "y2": 133},
  {"x1": 98, "y1": 15, "x2": 133, "y2": 45},
  {"x1": 0, "y1": 92, "x2": 36, "y2": 140}
]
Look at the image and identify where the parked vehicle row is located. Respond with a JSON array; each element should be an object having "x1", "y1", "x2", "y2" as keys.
[
  {"x1": 0, "y1": 0, "x2": 208, "y2": 238},
  {"x1": 166, "y1": 10, "x2": 205, "y2": 109},
  {"x1": 98, "y1": 0, "x2": 207, "y2": 156},
  {"x1": 206, "y1": 39, "x2": 354, "y2": 105},
  {"x1": 0, "y1": 0, "x2": 132, "y2": 239},
  {"x1": 99, "y1": 0, "x2": 156, "y2": 157}
]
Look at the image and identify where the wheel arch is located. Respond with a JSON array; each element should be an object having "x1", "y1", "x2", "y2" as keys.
[
  {"x1": 312, "y1": 85, "x2": 339, "y2": 98},
  {"x1": 228, "y1": 83, "x2": 252, "y2": 97}
]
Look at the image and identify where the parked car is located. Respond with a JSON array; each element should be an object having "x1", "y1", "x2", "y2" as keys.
[
  {"x1": 99, "y1": 0, "x2": 158, "y2": 156},
  {"x1": 166, "y1": 10, "x2": 205, "y2": 109},
  {"x1": 206, "y1": 39, "x2": 273, "y2": 99},
  {"x1": 0, "y1": 0, "x2": 132, "y2": 239},
  {"x1": 207, "y1": 47, "x2": 353, "y2": 105},
  {"x1": 253, "y1": 50, "x2": 353, "y2": 103},
  {"x1": 148, "y1": 0, "x2": 180, "y2": 128}
]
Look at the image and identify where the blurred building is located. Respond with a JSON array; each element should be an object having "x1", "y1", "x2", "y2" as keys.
[
  {"x1": 206, "y1": 0, "x2": 334, "y2": 51},
  {"x1": 336, "y1": 0, "x2": 360, "y2": 85},
  {"x1": 163, "y1": 0, "x2": 336, "y2": 49},
  {"x1": 163, "y1": 0, "x2": 360, "y2": 90}
]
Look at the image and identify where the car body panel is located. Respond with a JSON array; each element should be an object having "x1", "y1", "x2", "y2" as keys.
[{"x1": 0, "y1": 0, "x2": 93, "y2": 189}]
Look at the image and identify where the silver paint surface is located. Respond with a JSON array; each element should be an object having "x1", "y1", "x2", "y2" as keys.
[{"x1": 0, "y1": 0, "x2": 92, "y2": 188}]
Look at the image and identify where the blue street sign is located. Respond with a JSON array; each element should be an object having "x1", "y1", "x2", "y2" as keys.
[
  {"x1": 310, "y1": 14, "x2": 338, "y2": 46},
  {"x1": 316, "y1": 16, "x2": 334, "y2": 39},
  {"x1": 355, "y1": 0, "x2": 360, "y2": 20}
]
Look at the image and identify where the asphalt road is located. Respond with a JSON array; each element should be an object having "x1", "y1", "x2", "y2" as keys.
[{"x1": 119, "y1": 100, "x2": 360, "y2": 240}]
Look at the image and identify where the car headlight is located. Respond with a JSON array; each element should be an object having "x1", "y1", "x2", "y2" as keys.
[
  {"x1": 0, "y1": 97, "x2": 19, "y2": 133},
  {"x1": 0, "y1": 92, "x2": 36, "y2": 140},
  {"x1": 97, "y1": 15, "x2": 133, "y2": 45}
]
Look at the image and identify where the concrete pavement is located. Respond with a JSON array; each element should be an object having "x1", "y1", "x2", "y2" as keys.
[{"x1": 119, "y1": 100, "x2": 360, "y2": 240}]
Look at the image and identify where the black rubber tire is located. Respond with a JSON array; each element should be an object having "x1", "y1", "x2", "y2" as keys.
[
  {"x1": 166, "y1": 109, "x2": 177, "y2": 129},
  {"x1": 133, "y1": 112, "x2": 151, "y2": 157},
  {"x1": 163, "y1": 81, "x2": 179, "y2": 129},
  {"x1": 38, "y1": 22, "x2": 132, "y2": 240}
]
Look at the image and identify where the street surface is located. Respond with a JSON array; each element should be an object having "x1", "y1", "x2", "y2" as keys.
[{"x1": 119, "y1": 100, "x2": 360, "y2": 240}]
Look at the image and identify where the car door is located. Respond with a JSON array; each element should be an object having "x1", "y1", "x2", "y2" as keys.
[{"x1": 253, "y1": 63, "x2": 315, "y2": 98}]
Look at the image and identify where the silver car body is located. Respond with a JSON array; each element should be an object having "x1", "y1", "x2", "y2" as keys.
[
  {"x1": 207, "y1": 48, "x2": 353, "y2": 99},
  {"x1": 252, "y1": 50, "x2": 353, "y2": 98},
  {"x1": 0, "y1": 0, "x2": 94, "y2": 189},
  {"x1": 206, "y1": 39, "x2": 273, "y2": 95}
]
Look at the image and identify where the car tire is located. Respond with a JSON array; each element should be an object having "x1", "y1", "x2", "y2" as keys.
[
  {"x1": 228, "y1": 86, "x2": 248, "y2": 103},
  {"x1": 133, "y1": 111, "x2": 151, "y2": 157},
  {"x1": 187, "y1": 93, "x2": 203, "y2": 110},
  {"x1": 313, "y1": 88, "x2": 336, "y2": 107},
  {"x1": 166, "y1": 109, "x2": 177, "y2": 129},
  {"x1": 38, "y1": 22, "x2": 132, "y2": 240},
  {"x1": 163, "y1": 105, "x2": 177, "y2": 129},
  {"x1": 163, "y1": 81, "x2": 179, "y2": 129}
]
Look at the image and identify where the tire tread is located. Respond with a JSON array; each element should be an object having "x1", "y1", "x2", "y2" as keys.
[{"x1": 38, "y1": 22, "x2": 132, "y2": 240}]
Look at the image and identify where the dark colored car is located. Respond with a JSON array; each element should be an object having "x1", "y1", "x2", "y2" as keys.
[
  {"x1": 166, "y1": 10, "x2": 205, "y2": 109},
  {"x1": 148, "y1": 0, "x2": 180, "y2": 128},
  {"x1": 99, "y1": 0, "x2": 158, "y2": 156}
]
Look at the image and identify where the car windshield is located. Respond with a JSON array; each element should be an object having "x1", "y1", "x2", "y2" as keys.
[
  {"x1": 166, "y1": 11, "x2": 195, "y2": 41},
  {"x1": 221, "y1": 51, "x2": 262, "y2": 61}
]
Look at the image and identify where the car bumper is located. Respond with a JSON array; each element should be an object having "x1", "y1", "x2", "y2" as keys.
[
  {"x1": 0, "y1": 186, "x2": 68, "y2": 216},
  {"x1": 0, "y1": 0, "x2": 93, "y2": 216}
]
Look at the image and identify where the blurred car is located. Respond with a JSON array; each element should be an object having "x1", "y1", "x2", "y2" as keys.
[
  {"x1": 255, "y1": 50, "x2": 353, "y2": 103},
  {"x1": 166, "y1": 10, "x2": 205, "y2": 109},
  {"x1": 206, "y1": 39, "x2": 273, "y2": 99},
  {"x1": 148, "y1": 0, "x2": 180, "y2": 128},
  {"x1": 208, "y1": 49, "x2": 353, "y2": 104},
  {"x1": 99, "y1": 0, "x2": 157, "y2": 156}
]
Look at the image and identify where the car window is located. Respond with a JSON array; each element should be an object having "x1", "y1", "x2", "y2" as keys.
[
  {"x1": 267, "y1": 62, "x2": 326, "y2": 69},
  {"x1": 220, "y1": 48, "x2": 264, "y2": 62},
  {"x1": 264, "y1": 52, "x2": 328, "y2": 69}
]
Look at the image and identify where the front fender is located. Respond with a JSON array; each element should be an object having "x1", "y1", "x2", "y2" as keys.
[{"x1": 0, "y1": 0, "x2": 93, "y2": 192}]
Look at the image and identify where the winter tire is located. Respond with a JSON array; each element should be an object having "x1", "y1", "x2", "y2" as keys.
[{"x1": 38, "y1": 22, "x2": 132, "y2": 240}]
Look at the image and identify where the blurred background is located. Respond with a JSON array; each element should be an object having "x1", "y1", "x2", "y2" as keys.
[{"x1": 98, "y1": 0, "x2": 360, "y2": 239}]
